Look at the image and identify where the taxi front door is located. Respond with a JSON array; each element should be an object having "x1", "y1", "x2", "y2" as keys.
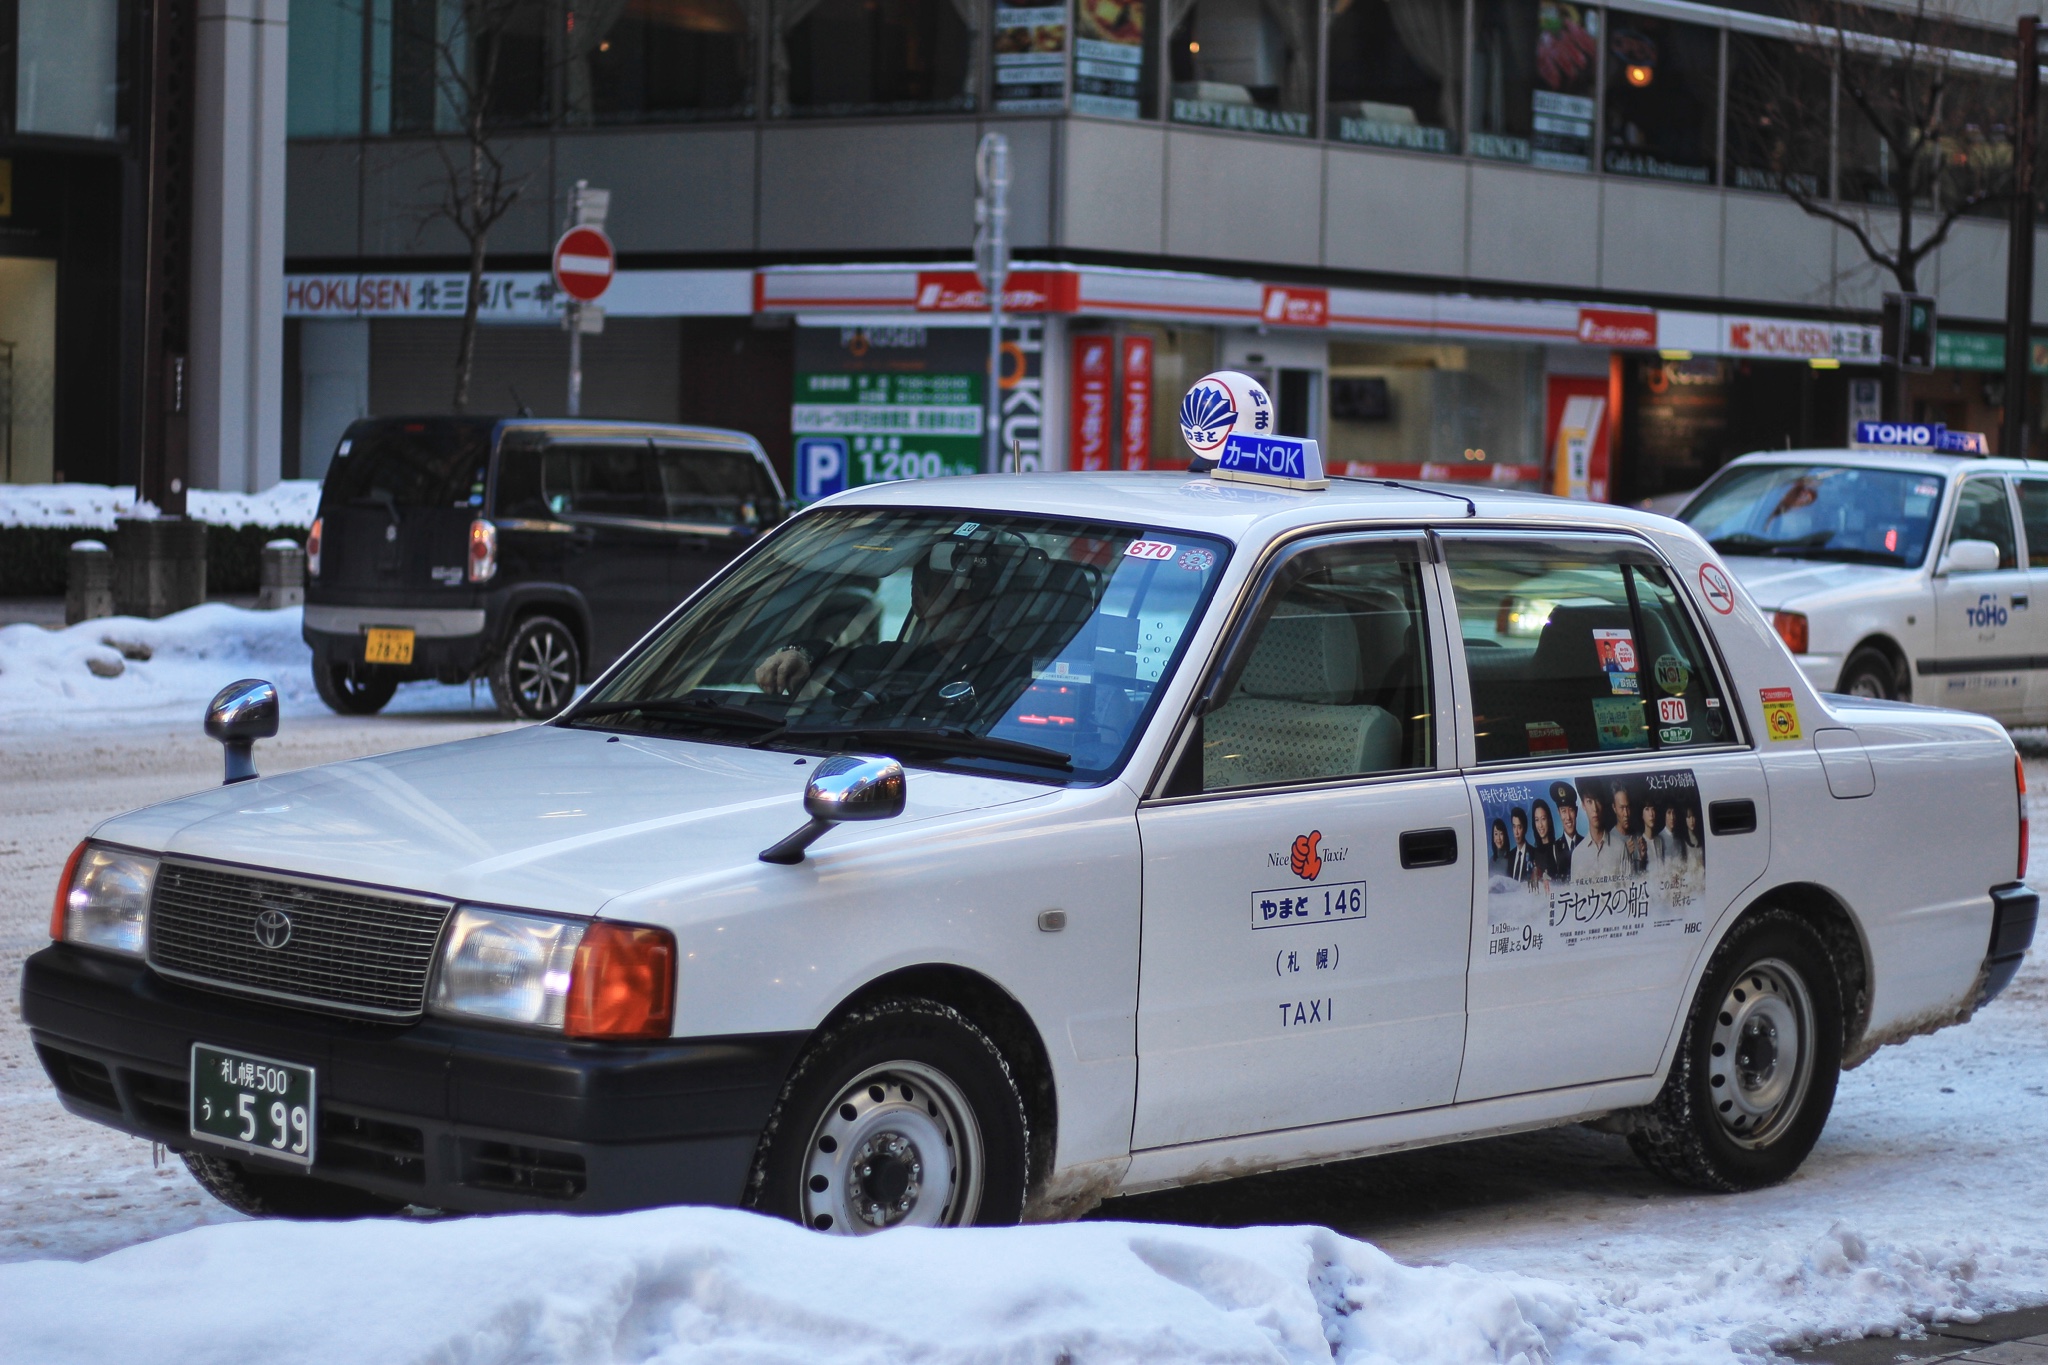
[
  {"x1": 1928, "y1": 476, "x2": 2030, "y2": 722},
  {"x1": 1132, "y1": 533, "x2": 1472, "y2": 1150}
]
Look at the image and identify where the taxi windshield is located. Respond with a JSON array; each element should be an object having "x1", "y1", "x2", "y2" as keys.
[
  {"x1": 571, "y1": 507, "x2": 1231, "y2": 785},
  {"x1": 1680, "y1": 464, "x2": 1944, "y2": 568}
]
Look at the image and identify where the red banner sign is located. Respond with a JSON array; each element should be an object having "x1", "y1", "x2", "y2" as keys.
[
  {"x1": 1071, "y1": 334, "x2": 1115, "y2": 472},
  {"x1": 1576, "y1": 308, "x2": 1656, "y2": 349},
  {"x1": 1120, "y1": 335, "x2": 1153, "y2": 470}
]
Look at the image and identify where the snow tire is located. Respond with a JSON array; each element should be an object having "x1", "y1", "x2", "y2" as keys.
[
  {"x1": 1838, "y1": 647, "x2": 1904, "y2": 702},
  {"x1": 744, "y1": 997, "x2": 1031, "y2": 1233},
  {"x1": 313, "y1": 661, "x2": 398, "y2": 715},
  {"x1": 181, "y1": 1151, "x2": 407, "y2": 1219},
  {"x1": 489, "y1": 614, "x2": 581, "y2": 720},
  {"x1": 1628, "y1": 907, "x2": 1843, "y2": 1192}
]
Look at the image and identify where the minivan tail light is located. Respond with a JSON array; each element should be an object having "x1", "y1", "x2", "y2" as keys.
[
  {"x1": 1772, "y1": 610, "x2": 1809, "y2": 655},
  {"x1": 467, "y1": 518, "x2": 497, "y2": 583},
  {"x1": 2018, "y1": 753, "x2": 2029, "y2": 880},
  {"x1": 306, "y1": 517, "x2": 323, "y2": 579},
  {"x1": 565, "y1": 922, "x2": 676, "y2": 1040}
]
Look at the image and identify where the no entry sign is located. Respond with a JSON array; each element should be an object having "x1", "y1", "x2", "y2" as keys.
[{"x1": 552, "y1": 226, "x2": 614, "y2": 302}]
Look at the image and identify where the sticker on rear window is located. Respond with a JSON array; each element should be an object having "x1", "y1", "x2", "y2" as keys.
[
  {"x1": 1177, "y1": 547, "x2": 1216, "y2": 572},
  {"x1": 1592, "y1": 697, "x2": 1648, "y2": 749},
  {"x1": 1125, "y1": 540, "x2": 1176, "y2": 561},
  {"x1": 1595, "y1": 629, "x2": 1639, "y2": 694}
]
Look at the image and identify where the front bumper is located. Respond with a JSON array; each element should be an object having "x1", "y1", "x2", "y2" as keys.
[
  {"x1": 1980, "y1": 882, "x2": 2040, "y2": 1008},
  {"x1": 21, "y1": 945, "x2": 806, "y2": 1213}
]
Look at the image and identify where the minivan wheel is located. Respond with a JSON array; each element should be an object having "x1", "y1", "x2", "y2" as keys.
[
  {"x1": 1838, "y1": 647, "x2": 1903, "y2": 701},
  {"x1": 745, "y1": 999, "x2": 1030, "y2": 1234},
  {"x1": 490, "y1": 615, "x2": 580, "y2": 720},
  {"x1": 181, "y1": 1151, "x2": 407, "y2": 1220},
  {"x1": 313, "y1": 660, "x2": 398, "y2": 715},
  {"x1": 1627, "y1": 908, "x2": 1842, "y2": 1192}
]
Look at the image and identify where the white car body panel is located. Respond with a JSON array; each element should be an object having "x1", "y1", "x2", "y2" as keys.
[{"x1": 86, "y1": 471, "x2": 2021, "y2": 1205}]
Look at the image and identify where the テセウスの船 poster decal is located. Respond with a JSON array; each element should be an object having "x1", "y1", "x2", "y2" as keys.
[{"x1": 1477, "y1": 769, "x2": 1707, "y2": 957}]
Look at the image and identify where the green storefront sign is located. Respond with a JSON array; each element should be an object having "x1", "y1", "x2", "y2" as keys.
[
  {"x1": 792, "y1": 371, "x2": 984, "y2": 486},
  {"x1": 1933, "y1": 330, "x2": 2048, "y2": 374}
]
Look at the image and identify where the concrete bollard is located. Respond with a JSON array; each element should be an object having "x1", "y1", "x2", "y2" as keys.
[
  {"x1": 113, "y1": 517, "x2": 208, "y2": 619},
  {"x1": 258, "y1": 539, "x2": 306, "y2": 610},
  {"x1": 66, "y1": 540, "x2": 115, "y2": 625}
]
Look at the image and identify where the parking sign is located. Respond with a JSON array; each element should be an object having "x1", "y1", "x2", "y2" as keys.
[{"x1": 796, "y1": 437, "x2": 848, "y2": 502}]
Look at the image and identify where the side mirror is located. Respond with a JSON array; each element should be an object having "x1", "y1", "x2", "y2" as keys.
[
  {"x1": 759, "y1": 754, "x2": 906, "y2": 864},
  {"x1": 1936, "y1": 538, "x2": 2003, "y2": 576},
  {"x1": 205, "y1": 678, "x2": 278, "y2": 784}
]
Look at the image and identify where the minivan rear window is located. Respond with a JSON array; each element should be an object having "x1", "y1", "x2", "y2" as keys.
[{"x1": 322, "y1": 419, "x2": 494, "y2": 510}]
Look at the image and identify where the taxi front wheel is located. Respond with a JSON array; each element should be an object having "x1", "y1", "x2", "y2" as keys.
[
  {"x1": 1627, "y1": 908, "x2": 1842, "y2": 1192},
  {"x1": 745, "y1": 998, "x2": 1031, "y2": 1234}
]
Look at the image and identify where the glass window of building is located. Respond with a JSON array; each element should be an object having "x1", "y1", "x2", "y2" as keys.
[
  {"x1": 1933, "y1": 73, "x2": 2013, "y2": 218},
  {"x1": 567, "y1": 0, "x2": 755, "y2": 124},
  {"x1": 774, "y1": 0, "x2": 979, "y2": 117},
  {"x1": 15, "y1": 0, "x2": 119, "y2": 139},
  {"x1": 1168, "y1": 0, "x2": 1317, "y2": 137},
  {"x1": 1324, "y1": 342, "x2": 1542, "y2": 477},
  {"x1": 1723, "y1": 33, "x2": 1828, "y2": 195},
  {"x1": 1326, "y1": 0, "x2": 1463, "y2": 154},
  {"x1": 1836, "y1": 53, "x2": 1947, "y2": 208},
  {"x1": 1470, "y1": 0, "x2": 1597, "y2": 170},
  {"x1": 1603, "y1": 12, "x2": 1719, "y2": 184},
  {"x1": 375, "y1": 0, "x2": 554, "y2": 134},
  {"x1": 291, "y1": 0, "x2": 366, "y2": 137},
  {"x1": 995, "y1": 0, "x2": 1070, "y2": 113},
  {"x1": 1074, "y1": 0, "x2": 1154, "y2": 117}
]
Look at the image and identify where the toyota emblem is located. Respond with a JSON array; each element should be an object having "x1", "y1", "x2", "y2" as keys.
[{"x1": 253, "y1": 908, "x2": 293, "y2": 950}]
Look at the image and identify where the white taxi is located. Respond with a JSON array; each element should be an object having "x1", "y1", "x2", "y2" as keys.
[
  {"x1": 1676, "y1": 430, "x2": 2048, "y2": 719},
  {"x1": 24, "y1": 384, "x2": 2036, "y2": 1235}
]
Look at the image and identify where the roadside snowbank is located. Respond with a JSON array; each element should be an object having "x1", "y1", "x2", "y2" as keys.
[
  {"x1": 0, "y1": 1208, "x2": 1713, "y2": 1365},
  {"x1": 0, "y1": 480, "x2": 320, "y2": 530},
  {"x1": 0, "y1": 602, "x2": 484, "y2": 724}
]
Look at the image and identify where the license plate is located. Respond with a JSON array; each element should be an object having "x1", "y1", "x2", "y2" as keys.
[
  {"x1": 190, "y1": 1044, "x2": 316, "y2": 1166},
  {"x1": 364, "y1": 627, "x2": 415, "y2": 665}
]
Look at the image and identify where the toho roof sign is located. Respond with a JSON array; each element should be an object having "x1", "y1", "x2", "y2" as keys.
[{"x1": 1852, "y1": 421, "x2": 1990, "y2": 454}]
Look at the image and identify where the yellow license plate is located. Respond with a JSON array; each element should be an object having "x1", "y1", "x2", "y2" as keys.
[{"x1": 364, "y1": 627, "x2": 415, "y2": 665}]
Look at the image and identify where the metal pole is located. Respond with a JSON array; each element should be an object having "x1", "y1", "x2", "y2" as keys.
[
  {"x1": 975, "y1": 134, "x2": 1010, "y2": 474},
  {"x1": 2005, "y1": 15, "x2": 2040, "y2": 460},
  {"x1": 568, "y1": 305, "x2": 583, "y2": 417}
]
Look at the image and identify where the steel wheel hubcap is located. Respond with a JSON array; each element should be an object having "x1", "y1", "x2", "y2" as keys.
[
  {"x1": 801, "y1": 1061, "x2": 982, "y2": 1234},
  {"x1": 1707, "y1": 957, "x2": 1815, "y2": 1148},
  {"x1": 515, "y1": 630, "x2": 573, "y2": 711}
]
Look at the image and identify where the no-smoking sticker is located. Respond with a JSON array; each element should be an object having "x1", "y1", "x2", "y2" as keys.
[{"x1": 1699, "y1": 563, "x2": 1736, "y2": 614}]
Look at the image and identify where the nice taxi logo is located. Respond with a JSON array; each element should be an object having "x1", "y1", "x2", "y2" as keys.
[{"x1": 1290, "y1": 831, "x2": 1323, "y2": 880}]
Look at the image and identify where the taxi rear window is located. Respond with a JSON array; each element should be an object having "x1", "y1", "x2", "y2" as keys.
[{"x1": 1681, "y1": 464, "x2": 1943, "y2": 568}]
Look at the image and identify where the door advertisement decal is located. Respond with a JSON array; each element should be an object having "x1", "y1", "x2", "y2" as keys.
[{"x1": 1477, "y1": 768, "x2": 1706, "y2": 958}]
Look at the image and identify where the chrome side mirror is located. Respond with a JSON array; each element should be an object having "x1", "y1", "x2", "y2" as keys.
[
  {"x1": 206, "y1": 679, "x2": 279, "y2": 785},
  {"x1": 759, "y1": 754, "x2": 906, "y2": 864}
]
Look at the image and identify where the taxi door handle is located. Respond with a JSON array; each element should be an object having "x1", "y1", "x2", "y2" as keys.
[
  {"x1": 1399, "y1": 828, "x2": 1458, "y2": 869},
  {"x1": 1709, "y1": 799, "x2": 1757, "y2": 836}
]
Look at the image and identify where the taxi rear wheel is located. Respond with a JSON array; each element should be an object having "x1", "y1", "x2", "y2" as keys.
[
  {"x1": 745, "y1": 998, "x2": 1030, "y2": 1234},
  {"x1": 1838, "y1": 648, "x2": 1904, "y2": 701},
  {"x1": 181, "y1": 1151, "x2": 407, "y2": 1220},
  {"x1": 1627, "y1": 908, "x2": 1842, "y2": 1192}
]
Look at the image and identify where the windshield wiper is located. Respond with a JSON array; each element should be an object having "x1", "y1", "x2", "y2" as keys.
[
  {"x1": 1708, "y1": 532, "x2": 1828, "y2": 554},
  {"x1": 568, "y1": 694, "x2": 789, "y2": 732},
  {"x1": 768, "y1": 723, "x2": 1073, "y2": 771},
  {"x1": 1765, "y1": 545, "x2": 1904, "y2": 566}
]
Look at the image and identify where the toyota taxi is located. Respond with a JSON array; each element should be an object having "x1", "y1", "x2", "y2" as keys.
[
  {"x1": 1677, "y1": 423, "x2": 2048, "y2": 719},
  {"x1": 23, "y1": 377, "x2": 2036, "y2": 1235}
]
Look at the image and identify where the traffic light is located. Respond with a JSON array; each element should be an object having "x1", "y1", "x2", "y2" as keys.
[{"x1": 1883, "y1": 293, "x2": 1937, "y2": 371}]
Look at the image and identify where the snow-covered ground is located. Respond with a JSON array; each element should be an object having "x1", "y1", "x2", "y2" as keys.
[
  {"x1": 0, "y1": 479, "x2": 320, "y2": 529},
  {"x1": 0, "y1": 702, "x2": 2043, "y2": 1361}
]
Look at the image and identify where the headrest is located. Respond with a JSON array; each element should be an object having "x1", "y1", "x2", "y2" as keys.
[
  {"x1": 1531, "y1": 604, "x2": 1635, "y2": 679},
  {"x1": 1239, "y1": 609, "x2": 1361, "y2": 704}
]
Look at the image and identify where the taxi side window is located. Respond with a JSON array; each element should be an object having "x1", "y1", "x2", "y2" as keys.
[
  {"x1": 1446, "y1": 542, "x2": 1733, "y2": 763},
  {"x1": 1197, "y1": 540, "x2": 1432, "y2": 792},
  {"x1": 1950, "y1": 478, "x2": 2019, "y2": 569},
  {"x1": 2013, "y1": 480, "x2": 2048, "y2": 567}
]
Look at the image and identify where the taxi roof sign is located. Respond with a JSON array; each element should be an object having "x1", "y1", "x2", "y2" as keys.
[
  {"x1": 1853, "y1": 421, "x2": 1990, "y2": 455},
  {"x1": 1212, "y1": 432, "x2": 1329, "y2": 490}
]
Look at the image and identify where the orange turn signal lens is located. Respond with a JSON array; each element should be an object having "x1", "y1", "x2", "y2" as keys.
[
  {"x1": 306, "y1": 517, "x2": 323, "y2": 578},
  {"x1": 50, "y1": 841, "x2": 86, "y2": 940},
  {"x1": 564, "y1": 921, "x2": 676, "y2": 1040},
  {"x1": 1771, "y1": 610, "x2": 1809, "y2": 655}
]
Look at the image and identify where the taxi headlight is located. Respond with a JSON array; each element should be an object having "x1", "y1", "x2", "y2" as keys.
[
  {"x1": 430, "y1": 907, "x2": 585, "y2": 1029},
  {"x1": 55, "y1": 845, "x2": 158, "y2": 957}
]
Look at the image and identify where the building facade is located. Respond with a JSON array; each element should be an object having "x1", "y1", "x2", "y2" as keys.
[{"x1": 276, "y1": 0, "x2": 2048, "y2": 503}]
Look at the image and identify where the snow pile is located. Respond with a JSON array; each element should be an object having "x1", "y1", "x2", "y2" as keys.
[
  {"x1": 0, "y1": 1208, "x2": 1725, "y2": 1365},
  {"x1": 0, "y1": 602, "x2": 485, "y2": 724},
  {"x1": 0, "y1": 480, "x2": 320, "y2": 530}
]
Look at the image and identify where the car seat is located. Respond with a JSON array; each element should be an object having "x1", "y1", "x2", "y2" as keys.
[{"x1": 1204, "y1": 605, "x2": 1402, "y2": 788}]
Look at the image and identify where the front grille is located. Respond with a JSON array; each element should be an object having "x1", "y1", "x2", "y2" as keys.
[{"x1": 148, "y1": 861, "x2": 453, "y2": 1019}]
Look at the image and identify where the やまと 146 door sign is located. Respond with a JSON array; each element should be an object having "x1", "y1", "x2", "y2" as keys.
[{"x1": 1478, "y1": 770, "x2": 1707, "y2": 957}]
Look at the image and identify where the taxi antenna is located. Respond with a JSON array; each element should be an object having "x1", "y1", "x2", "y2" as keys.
[{"x1": 1336, "y1": 475, "x2": 1478, "y2": 517}]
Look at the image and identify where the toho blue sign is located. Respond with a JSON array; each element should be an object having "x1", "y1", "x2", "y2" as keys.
[
  {"x1": 1214, "y1": 432, "x2": 1329, "y2": 490},
  {"x1": 1854, "y1": 421, "x2": 1990, "y2": 454}
]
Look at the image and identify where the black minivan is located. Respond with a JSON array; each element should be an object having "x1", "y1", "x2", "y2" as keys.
[{"x1": 304, "y1": 417, "x2": 785, "y2": 719}]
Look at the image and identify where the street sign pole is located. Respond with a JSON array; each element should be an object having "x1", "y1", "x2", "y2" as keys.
[
  {"x1": 974, "y1": 134, "x2": 1011, "y2": 474},
  {"x1": 2005, "y1": 17, "x2": 2040, "y2": 460},
  {"x1": 557, "y1": 182, "x2": 612, "y2": 418}
]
